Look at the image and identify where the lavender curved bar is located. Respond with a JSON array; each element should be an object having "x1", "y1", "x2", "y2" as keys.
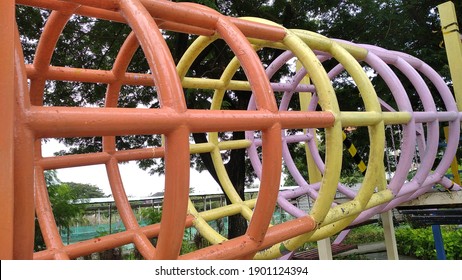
[
  {"x1": 254, "y1": 40, "x2": 461, "y2": 230},
  {"x1": 247, "y1": 38, "x2": 461, "y2": 231}
]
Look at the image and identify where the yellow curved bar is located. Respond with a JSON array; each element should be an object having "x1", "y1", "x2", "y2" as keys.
[
  {"x1": 292, "y1": 29, "x2": 368, "y2": 60},
  {"x1": 177, "y1": 34, "x2": 218, "y2": 79},
  {"x1": 253, "y1": 26, "x2": 344, "y2": 259},
  {"x1": 178, "y1": 31, "x2": 262, "y2": 245},
  {"x1": 306, "y1": 189, "x2": 394, "y2": 241},
  {"x1": 294, "y1": 29, "x2": 386, "y2": 223},
  {"x1": 187, "y1": 200, "x2": 228, "y2": 244},
  {"x1": 283, "y1": 30, "x2": 342, "y2": 225}
]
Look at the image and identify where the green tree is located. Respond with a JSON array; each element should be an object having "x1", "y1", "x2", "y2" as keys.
[
  {"x1": 62, "y1": 182, "x2": 108, "y2": 199},
  {"x1": 139, "y1": 207, "x2": 162, "y2": 225},
  {"x1": 35, "y1": 171, "x2": 106, "y2": 250}
]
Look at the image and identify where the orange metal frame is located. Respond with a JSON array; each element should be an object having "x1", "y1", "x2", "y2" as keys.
[
  {"x1": 3, "y1": 0, "x2": 333, "y2": 259},
  {"x1": 6, "y1": 0, "x2": 460, "y2": 261}
]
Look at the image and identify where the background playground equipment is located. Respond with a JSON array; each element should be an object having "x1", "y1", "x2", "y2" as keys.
[{"x1": 1, "y1": 0, "x2": 461, "y2": 260}]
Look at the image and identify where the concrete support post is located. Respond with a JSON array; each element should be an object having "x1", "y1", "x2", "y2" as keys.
[
  {"x1": 317, "y1": 238, "x2": 333, "y2": 260},
  {"x1": 381, "y1": 210, "x2": 399, "y2": 260}
]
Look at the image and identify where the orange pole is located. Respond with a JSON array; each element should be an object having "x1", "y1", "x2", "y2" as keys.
[
  {"x1": 180, "y1": 215, "x2": 316, "y2": 260},
  {"x1": 155, "y1": 127, "x2": 191, "y2": 259},
  {"x1": 13, "y1": 99, "x2": 35, "y2": 257},
  {"x1": 0, "y1": 0, "x2": 15, "y2": 260},
  {"x1": 38, "y1": 148, "x2": 165, "y2": 170},
  {"x1": 10, "y1": 14, "x2": 38, "y2": 258},
  {"x1": 246, "y1": 125, "x2": 282, "y2": 244},
  {"x1": 17, "y1": 0, "x2": 287, "y2": 41},
  {"x1": 27, "y1": 107, "x2": 335, "y2": 138}
]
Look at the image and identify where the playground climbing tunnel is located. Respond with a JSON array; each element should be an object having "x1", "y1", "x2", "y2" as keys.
[{"x1": 2, "y1": 0, "x2": 461, "y2": 260}]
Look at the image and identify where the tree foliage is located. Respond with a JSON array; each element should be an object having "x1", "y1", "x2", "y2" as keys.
[
  {"x1": 35, "y1": 171, "x2": 106, "y2": 251},
  {"x1": 62, "y1": 182, "x2": 108, "y2": 199},
  {"x1": 282, "y1": 0, "x2": 462, "y2": 184}
]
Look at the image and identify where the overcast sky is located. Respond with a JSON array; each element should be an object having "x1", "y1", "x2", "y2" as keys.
[{"x1": 41, "y1": 139, "x2": 221, "y2": 197}]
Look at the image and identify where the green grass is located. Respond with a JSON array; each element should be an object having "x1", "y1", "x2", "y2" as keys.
[
  {"x1": 341, "y1": 224, "x2": 385, "y2": 245},
  {"x1": 336, "y1": 223, "x2": 462, "y2": 260}
]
